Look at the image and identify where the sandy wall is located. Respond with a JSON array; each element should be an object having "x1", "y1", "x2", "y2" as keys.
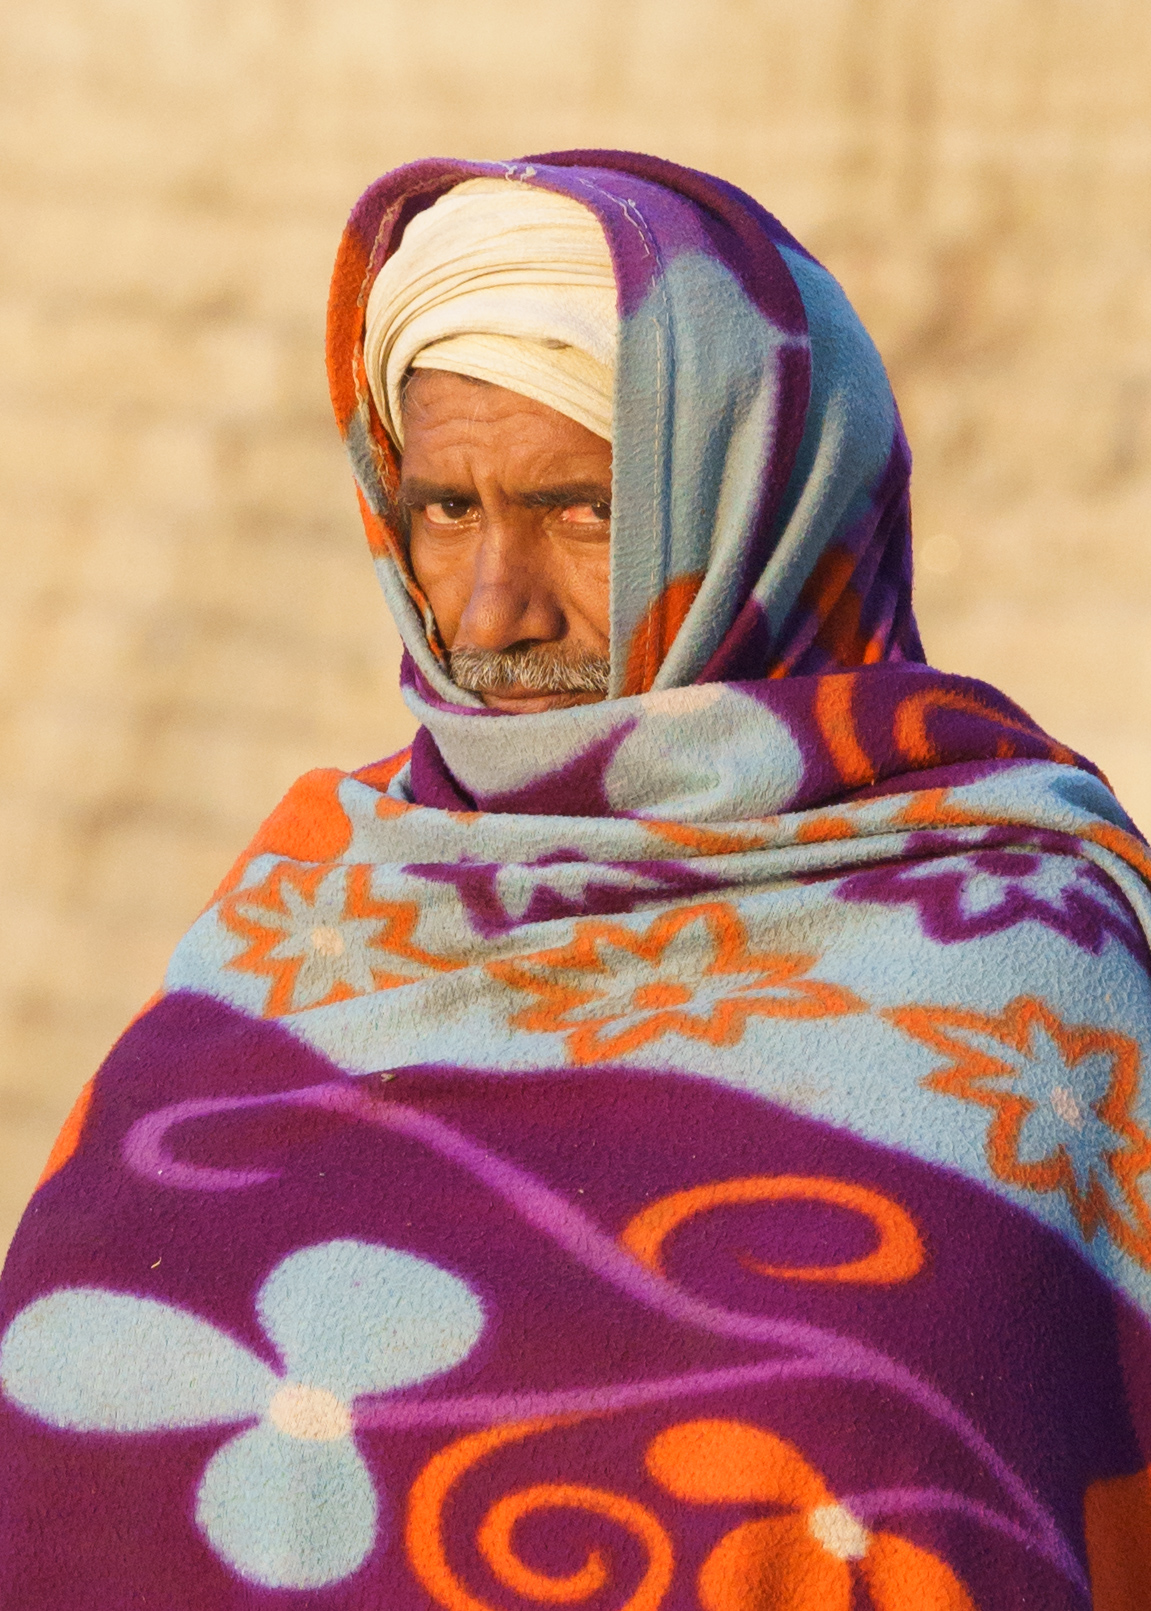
[{"x1": 2, "y1": 0, "x2": 1150, "y2": 1247}]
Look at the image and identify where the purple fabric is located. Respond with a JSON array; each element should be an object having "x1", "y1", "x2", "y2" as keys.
[{"x1": 4, "y1": 994, "x2": 1148, "y2": 1606}]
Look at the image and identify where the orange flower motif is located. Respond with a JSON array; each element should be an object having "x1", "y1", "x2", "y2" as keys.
[
  {"x1": 887, "y1": 996, "x2": 1151, "y2": 1269},
  {"x1": 220, "y1": 860, "x2": 457, "y2": 1015},
  {"x1": 489, "y1": 902, "x2": 864, "y2": 1065},
  {"x1": 645, "y1": 1420, "x2": 975, "y2": 1611}
]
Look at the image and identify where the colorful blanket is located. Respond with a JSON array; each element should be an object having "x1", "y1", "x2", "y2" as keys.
[{"x1": 4, "y1": 151, "x2": 1151, "y2": 1610}]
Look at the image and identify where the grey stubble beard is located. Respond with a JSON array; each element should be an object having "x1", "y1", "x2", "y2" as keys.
[{"x1": 448, "y1": 644, "x2": 610, "y2": 696}]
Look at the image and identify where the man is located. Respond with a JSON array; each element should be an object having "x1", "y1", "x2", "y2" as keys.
[
  {"x1": 400, "y1": 368, "x2": 613, "y2": 716},
  {"x1": 3, "y1": 150, "x2": 1151, "y2": 1608}
]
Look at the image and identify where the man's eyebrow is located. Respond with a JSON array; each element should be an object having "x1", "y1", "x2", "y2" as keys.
[
  {"x1": 397, "y1": 480, "x2": 612, "y2": 510},
  {"x1": 517, "y1": 483, "x2": 612, "y2": 509},
  {"x1": 397, "y1": 478, "x2": 474, "y2": 508}
]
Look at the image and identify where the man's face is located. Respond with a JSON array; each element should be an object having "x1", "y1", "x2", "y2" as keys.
[{"x1": 400, "y1": 370, "x2": 612, "y2": 714}]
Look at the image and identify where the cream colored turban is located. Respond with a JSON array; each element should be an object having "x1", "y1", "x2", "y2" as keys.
[{"x1": 363, "y1": 177, "x2": 617, "y2": 446}]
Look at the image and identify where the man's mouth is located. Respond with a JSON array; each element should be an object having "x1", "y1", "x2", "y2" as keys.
[{"x1": 470, "y1": 688, "x2": 607, "y2": 713}]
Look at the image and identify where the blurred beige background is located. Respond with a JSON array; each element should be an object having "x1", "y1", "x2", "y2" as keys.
[{"x1": 2, "y1": 0, "x2": 1150, "y2": 1251}]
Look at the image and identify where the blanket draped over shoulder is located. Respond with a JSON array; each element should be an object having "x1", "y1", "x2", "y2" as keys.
[{"x1": 5, "y1": 150, "x2": 1151, "y2": 1611}]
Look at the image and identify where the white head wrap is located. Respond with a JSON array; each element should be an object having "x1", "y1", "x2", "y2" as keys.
[{"x1": 363, "y1": 178, "x2": 617, "y2": 446}]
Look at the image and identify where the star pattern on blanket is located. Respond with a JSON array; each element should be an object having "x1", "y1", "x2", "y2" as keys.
[
  {"x1": 407, "y1": 853, "x2": 720, "y2": 938},
  {"x1": 219, "y1": 861, "x2": 457, "y2": 1015},
  {"x1": 887, "y1": 996, "x2": 1151, "y2": 1268},
  {"x1": 836, "y1": 831, "x2": 1146, "y2": 961},
  {"x1": 489, "y1": 901, "x2": 864, "y2": 1065}
]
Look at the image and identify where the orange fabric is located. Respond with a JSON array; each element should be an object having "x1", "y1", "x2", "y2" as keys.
[
  {"x1": 859, "y1": 1531, "x2": 977, "y2": 1610},
  {"x1": 376, "y1": 795, "x2": 419, "y2": 819},
  {"x1": 893, "y1": 787, "x2": 999, "y2": 830},
  {"x1": 353, "y1": 747, "x2": 413, "y2": 792},
  {"x1": 642, "y1": 821, "x2": 768, "y2": 857},
  {"x1": 799, "y1": 544, "x2": 854, "y2": 627},
  {"x1": 477, "y1": 1486, "x2": 608, "y2": 1602},
  {"x1": 36, "y1": 1078, "x2": 96, "y2": 1189},
  {"x1": 406, "y1": 1419, "x2": 672, "y2": 1611},
  {"x1": 1085, "y1": 1466, "x2": 1151, "y2": 1610},
  {"x1": 355, "y1": 483, "x2": 403, "y2": 564},
  {"x1": 620, "y1": 1175, "x2": 925, "y2": 1284},
  {"x1": 812, "y1": 673, "x2": 876, "y2": 788},
  {"x1": 767, "y1": 543, "x2": 882, "y2": 676},
  {"x1": 206, "y1": 769, "x2": 353, "y2": 905},
  {"x1": 622, "y1": 572, "x2": 705, "y2": 696},
  {"x1": 324, "y1": 228, "x2": 371, "y2": 433},
  {"x1": 1085, "y1": 821, "x2": 1151, "y2": 887},
  {"x1": 894, "y1": 686, "x2": 1077, "y2": 769},
  {"x1": 645, "y1": 1420, "x2": 830, "y2": 1508},
  {"x1": 476, "y1": 1484, "x2": 673, "y2": 1610},
  {"x1": 645, "y1": 1420, "x2": 976, "y2": 1608},
  {"x1": 698, "y1": 1515, "x2": 851, "y2": 1611},
  {"x1": 808, "y1": 547, "x2": 870, "y2": 667},
  {"x1": 794, "y1": 815, "x2": 856, "y2": 843},
  {"x1": 406, "y1": 1421, "x2": 560, "y2": 1611}
]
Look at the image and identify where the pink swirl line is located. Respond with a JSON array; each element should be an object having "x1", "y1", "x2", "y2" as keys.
[{"x1": 356, "y1": 1358, "x2": 829, "y2": 1428}]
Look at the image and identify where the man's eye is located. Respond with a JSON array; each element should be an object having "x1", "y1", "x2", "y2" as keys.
[
  {"x1": 560, "y1": 502, "x2": 611, "y2": 525},
  {"x1": 423, "y1": 499, "x2": 474, "y2": 525}
]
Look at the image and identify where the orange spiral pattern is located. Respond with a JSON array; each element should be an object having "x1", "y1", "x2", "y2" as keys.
[
  {"x1": 620, "y1": 1175, "x2": 925, "y2": 1284},
  {"x1": 407, "y1": 1420, "x2": 674, "y2": 1611},
  {"x1": 478, "y1": 1483, "x2": 674, "y2": 1610}
]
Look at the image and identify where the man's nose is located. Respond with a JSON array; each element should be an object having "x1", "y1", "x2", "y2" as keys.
[{"x1": 452, "y1": 523, "x2": 565, "y2": 650}]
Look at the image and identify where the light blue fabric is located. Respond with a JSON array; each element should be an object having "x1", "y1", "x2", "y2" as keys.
[
  {"x1": 757, "y1": 245, "x2": 898, "y2": 641},
  {"x1": 602, "y1": 685, "x2": 805, "y2": 817},
  {"x1": 195, "y1": 1422, "x2": 378, "y2": 1590},
  {"x1": 257, "y1": 1238, "x2": 485, "y2": 1401},
  {"x1": 613, "y1": 251, "x2": 798, "y2": 692},
  {"x1": 0, "y1": 1238, "x2": 487, "y2": 1590},
  {"x1": 0, "y1": 1290, "x2": 273, "y2": 1431}
]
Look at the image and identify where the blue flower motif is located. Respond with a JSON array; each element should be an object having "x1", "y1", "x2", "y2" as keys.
[{"x1": 0, "y1": 1239, "x2": 485, "y2": 1589}]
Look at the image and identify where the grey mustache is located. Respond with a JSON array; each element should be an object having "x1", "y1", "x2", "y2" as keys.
[{"x1": 449, "y1": 645, "x2": 611, "y2": 695}]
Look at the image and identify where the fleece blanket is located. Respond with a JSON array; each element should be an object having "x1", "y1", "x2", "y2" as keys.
[{"x1": 4, "y1": 151, "x2": 1151, "y2": 1611}]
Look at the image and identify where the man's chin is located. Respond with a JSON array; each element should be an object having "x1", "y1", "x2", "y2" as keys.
[{"x1": 476, "y1": 689, "x2": 608, "y2": 714}]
